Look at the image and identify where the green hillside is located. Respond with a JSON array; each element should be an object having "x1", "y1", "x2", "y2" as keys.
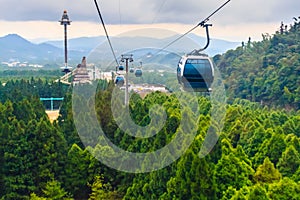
[
  {"x1": 214, "y1": 20, "x2": 300, "y2": 110},
  {"x1": 0, "y1": 20, "x2": 299, "y2": 200},
  {"x1": 0, "y1": 78, "x2": 298, "y2": 199}
]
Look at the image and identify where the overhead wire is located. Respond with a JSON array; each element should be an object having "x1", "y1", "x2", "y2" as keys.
[
  {"x1": 157, "y1": 0, "x2": 231, "y2": 54},
  {"x1": 118, "y1": 0, "x2": 122, "y2": 26},
  {"x1": 151, "y1": 0, "x2": 168, "y2": 24},
  {"x1": 93, "y1": 0, "x2": 119, "y2": 67},
  {"x1": 93, "y1": 0, "x2": 231, "y2": 65}
]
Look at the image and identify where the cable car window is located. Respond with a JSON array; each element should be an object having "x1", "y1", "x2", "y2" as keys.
[{"x1": 183, "y1": 59, "x2": 211, "y2": 76}]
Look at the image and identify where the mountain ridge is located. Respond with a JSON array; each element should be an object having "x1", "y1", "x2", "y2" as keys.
[
  {"x1": 45, "y1": 33, "x2": 240, "y2": 56},
  {"x1": 0, "y1": 33, "x2": 239, "y2": 66}
]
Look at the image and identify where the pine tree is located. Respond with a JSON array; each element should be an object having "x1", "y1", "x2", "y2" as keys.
[
  {"x1": 213, "y1": 139, "x2": 254, "y2": 198},
  {"x1": 42, "y1": 179, "x2": 71, "y2": 200},
  {"x1": 64, "y1": 144, "x2": 91, "y2": 199},
  {"x1": 292, "y1": 166, "x2": 300, "y2": 182},
  {"x1": 248, "y1": 184, "x2": 269, "y2": 200},
  {"x1": 89, "y1": 175, "x2": 119, "y2": 200},
  {"x1": 268, "y1": 177, "x2": 300, "y2": 200},
  {"x1": 277, "y1": 145, "x2": 300, "y2": 177},
  {"x1": 253, "y1": 132, "x2": 286, "y2": 167},
  {"x1": 2, "y1": 119, "x2": 35, "y2": 200},
  {"x1": 254, "y1": 157, "x2": 281, "y2": 183}
]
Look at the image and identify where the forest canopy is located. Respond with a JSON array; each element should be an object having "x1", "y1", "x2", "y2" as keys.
[
  {"x1": 214, "y1": 20, "x2": 300, "y2": 110},
  {"x1": 0, "y1": 19, "x2": 299, "y2": 199}
]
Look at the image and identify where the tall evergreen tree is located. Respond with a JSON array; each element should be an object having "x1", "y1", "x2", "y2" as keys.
[
  {"x1": 268, "y1": 177, "x2": 300, "y2": 200},
  {"x1": 253, "y1": 157, "x2": 281, "y2": 184},
  {"x1": 213, "y1": 139, "x2": 254, "y2": 198},
  {"x1": 277, "y1": 145, "x2": 300, "y2": 177}
]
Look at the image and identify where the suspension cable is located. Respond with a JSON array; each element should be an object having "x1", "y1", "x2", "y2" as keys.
[
  {"x1": 118, "y1": 0, "x2": 122, "y2": 26},
  {"x1": 151, "y1": 0, "x2": 168, "y2": 24},
  {"x1": 94, "y1": 0, "x2": 119, "y2": 67},
  {"x1": 158, "y1": 0, "x2": 231, "y2": 53}
]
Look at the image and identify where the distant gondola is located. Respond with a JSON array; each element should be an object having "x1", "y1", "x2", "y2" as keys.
[
  {"x1": 119, "y1": 65, "x2": 124, "y2": 71},
  {"x1": 135, "y1": 69, "x2": 143, "y2": 77},
  {"x1": 114, "y1": 75, "x2": 125, "y2": 86},
  {"x1": 177, "y1": 53, "x2": 214, "y2": 92}
]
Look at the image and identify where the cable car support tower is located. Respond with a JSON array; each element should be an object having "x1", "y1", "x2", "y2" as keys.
[{"x1": 59, "y1": 10, "x2": 72, "y2": 74}]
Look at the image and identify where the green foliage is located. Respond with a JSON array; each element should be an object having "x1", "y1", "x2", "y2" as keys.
[
  {"x1": 267, "y1": 177, "x2": 300, "y2": 200},
  {"x1": 165, "y1": 150, "x2": 215, "y2": 199},
  {"x1": 89, "y1": 175, "x2": 120, "y2": 200},
  {"x1": 29, "y1": 193, "x2": 47, "y2": 200},
  {"x1": 253, "y1": 131, "x2": 286, "y2": 167},
  {"x1": 41, "y1": 179, "x2": 71, "y2": 200},
  {"x1": 55, "y1": 83, "x2": 300, "y2": 199},
  {"x1": 292, "y1": 166, "x2": 300, "y2": 182},
  {"x1": 248, "y1": 184, "x2": 269, "y2": 200},
  {"x1": 0, "y1": 70, "x2": 61, "y2": 82},
  {"x1": 0, "y1": 78, "x2": 68, "y2": 110},
  {"x1": 213, "y1": 139, "x2": 254, "y2": 198},
  {"x1": 29, "y1": 179, "x2": 72, "y2": 200},
  {"x1": 253, "y1": 157, "x2": 281, "y2": 184},
  {"x1": 0, "y1": 49, "x2": 299, "y2": 200},
  {"x1": 0, "y1": 79, "x2": 69, "y2": 199},
  {"x1": 215, "y1": 21, "x2": 300, "y2": 110},
  {"x1": 1, "y1": 87, "x2": 299, "y2": 199},
  {"x1": 221, "y1": 186, "x2": 237, "y2": 200},
  {"x1": 57, "y1": 92, "x2": 83, "y2": 148},
  {"x1": 230, "y1": 186, "x2": 250, "y2": 199},
  {"x1": 277, "y1": 145, "x2": 300, "y2": 177},
  {"x1": 64, "y1": 144, "x2": 91, "y2": 199}
]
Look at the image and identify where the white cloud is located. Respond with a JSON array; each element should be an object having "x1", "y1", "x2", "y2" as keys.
[
  {"x1": 1, "y1": 0, "x2": 299, "y2": 24},
  {"x1": 0, "y1": 20, "x2": 279, "y2": 43},
  {"x1": 0, "y1": 0, "x2": 298, "y2": 41}
]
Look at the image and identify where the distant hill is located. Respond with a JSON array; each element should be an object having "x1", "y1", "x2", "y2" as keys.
[
  {"x1": 0, "y1": 34, "x2": 83, "y2": 66},
  {"x1": 45, "y1": 36, "x2": 106, "y2": 53},
  {"x1": 46, "y1": 34, "x2": 239, "y2": 58},
  {"x1": 0, "y1": 34, "x2": 61, "y2": 64},
  {"x1": 0, "y1": 33, "x2": 239, "y2": 68},
  {"x1": 46, "y1": 33, "x2": 239, "y2": 71}
]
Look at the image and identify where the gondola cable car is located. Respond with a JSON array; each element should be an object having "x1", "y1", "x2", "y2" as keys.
[
  {"x1": 114, "y1": 65, "x2": 125, "y2": 86},
  {"x1": 119, "y1": 65, "x2": 124, "y2": 71},
  {"x1": 177, "y1": 24, "x2": 214, "y2": 92},
  {"x1": 135, "y1": 62, "x2": 143, "y2": 77},
  {"x1": 114, "y1": 74, "x2": 125, "y2": 86},
  {"x1": 135, "y1": 69, "x2": 143, "y2": 77},
  {"x1": 129, "y1": 67, "x2": 135, "y2": 73}
]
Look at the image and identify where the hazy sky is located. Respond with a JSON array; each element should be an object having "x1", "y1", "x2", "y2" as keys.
[{"x1": 0, "y1": 0, "x2": 299, "y2": 42}]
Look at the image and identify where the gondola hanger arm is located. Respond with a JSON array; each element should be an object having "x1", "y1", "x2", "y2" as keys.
[
  {"x1": 157, "y1": 0, "x2": 231, "y2": 54},
  {"x1": 188, "y1": 23, "x2": 212, "y2": 55}
]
